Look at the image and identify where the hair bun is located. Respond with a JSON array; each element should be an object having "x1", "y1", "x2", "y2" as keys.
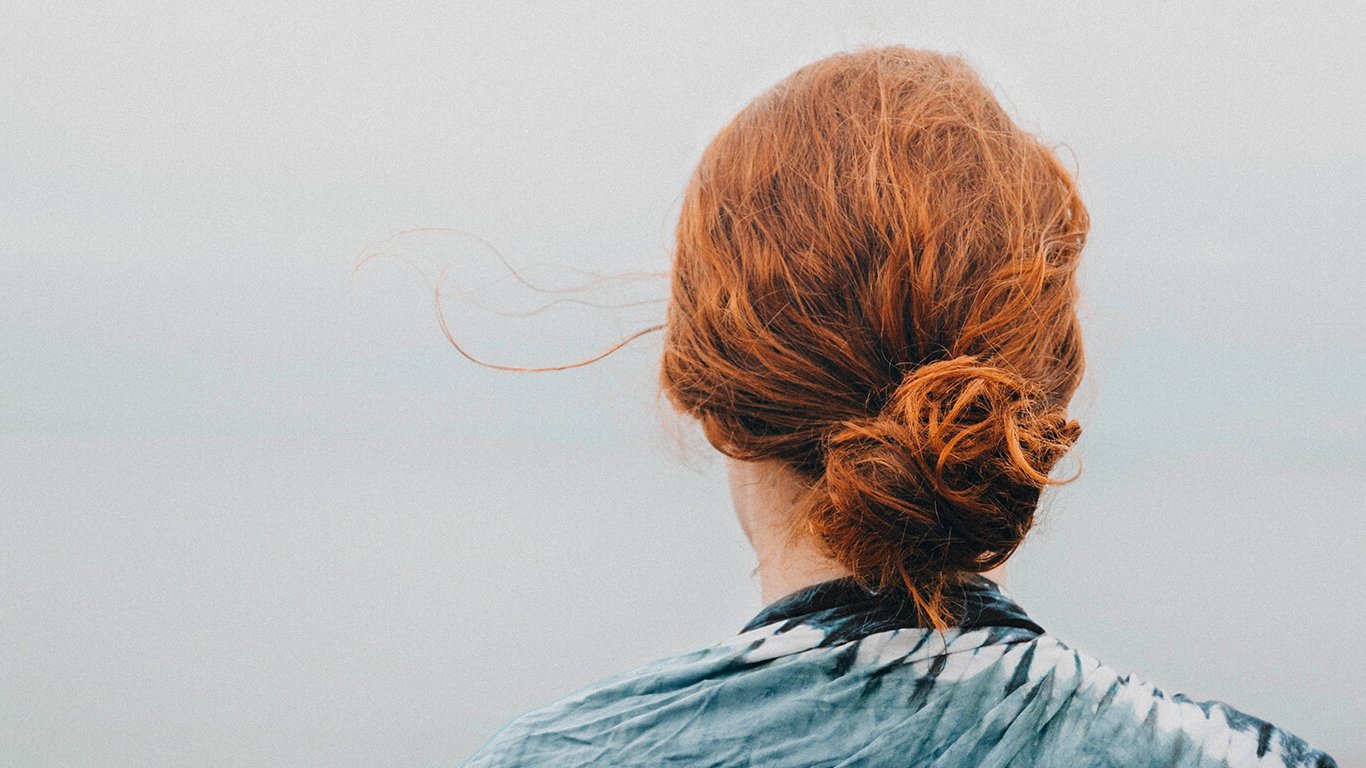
[{"x1": 809, "y1": 355, "x2": 1080, "y2": 619}]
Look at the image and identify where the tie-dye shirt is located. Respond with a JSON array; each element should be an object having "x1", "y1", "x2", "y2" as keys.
[{"x1": 463, "y1": 576, "x2": 1337, "y2": 767}]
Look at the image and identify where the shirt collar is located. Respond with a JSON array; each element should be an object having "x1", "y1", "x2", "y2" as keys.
[{"x1": 740, "y1": 574, "x2": 1044, "y2": 643}]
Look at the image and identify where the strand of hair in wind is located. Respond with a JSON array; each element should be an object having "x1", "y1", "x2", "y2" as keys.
[{"x1": 354, "y1": 226, "x2": 667, "y2": 373}]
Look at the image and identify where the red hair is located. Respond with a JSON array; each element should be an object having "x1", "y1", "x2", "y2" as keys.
[{"x1": 660, "y1": 46, "x2": 1088, "y2": 629}]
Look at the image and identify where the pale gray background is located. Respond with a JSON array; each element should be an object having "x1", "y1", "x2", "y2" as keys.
[{"x1": 2, "y1": 2, "x2": 1363, "y2": 766}]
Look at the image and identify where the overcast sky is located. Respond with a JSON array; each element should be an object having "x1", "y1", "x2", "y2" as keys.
[{"x1": 2, "y1": 2, "x2": 1363, "y2": 765}]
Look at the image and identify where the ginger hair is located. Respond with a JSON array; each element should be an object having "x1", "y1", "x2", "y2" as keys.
[{"x1": 659, "y1": 46, "x2": 1089, "y2": 629}]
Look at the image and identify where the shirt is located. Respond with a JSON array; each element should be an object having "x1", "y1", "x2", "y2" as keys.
[{"x1": 462, "y1": 575, "x2": 1338, "y2": 767}]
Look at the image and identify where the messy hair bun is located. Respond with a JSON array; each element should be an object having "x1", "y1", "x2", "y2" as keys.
[
  {"x1": 812, "y1": 356, "x2": 1080, "y2": 627},
  {"x1": 660, "y1": 45, "x2": 1089, "y2": 628}
]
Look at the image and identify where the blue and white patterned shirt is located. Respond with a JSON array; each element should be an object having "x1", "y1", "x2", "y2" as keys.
[{"x1": 464, "y1": 576, "x2": 1337, "y2": 766}]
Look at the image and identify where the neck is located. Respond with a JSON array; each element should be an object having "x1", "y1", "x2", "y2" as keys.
[
  {"x1": 725, "y1": 458, "x2": 1009, "y2": 605},
  {"x1": 726, "y1": 458, "x2": 853, "y2": 604}
]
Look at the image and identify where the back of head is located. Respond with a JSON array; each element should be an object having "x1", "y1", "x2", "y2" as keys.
[{"x1": 660, "y1": 46, "x2": 1089, "y2": 628}]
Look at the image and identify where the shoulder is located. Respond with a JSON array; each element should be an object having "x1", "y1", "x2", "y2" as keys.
[
  {"x1": 460, "y1": 638, "x2": 757, "y2": 767},
  {"x1": 1012, "y1": 634, "x2": 1338, "y2": 768}
]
